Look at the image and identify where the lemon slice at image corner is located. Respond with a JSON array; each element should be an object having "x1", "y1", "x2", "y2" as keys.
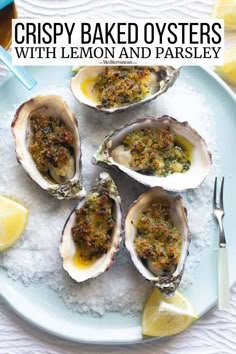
[
  {"x1": 142, "y1": 288, "x2": 198, "y2": 337},
  {"x1": 215, "y1": 47, "x2": 236, "y2": 86},
  {"x1": 213, "y1": 0, "x2": 236, "y2": 30},
  {"x1": 0, "y1": 196, "x2": 28, "y2": 251}
]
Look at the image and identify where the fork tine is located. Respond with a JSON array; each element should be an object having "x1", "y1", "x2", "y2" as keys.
[
  {"x1": 213, "y1": 177, "x2": 217, "y2": 208},
  {"x1": 220, "y1": 177, "x2": 225, "y2": 210}
]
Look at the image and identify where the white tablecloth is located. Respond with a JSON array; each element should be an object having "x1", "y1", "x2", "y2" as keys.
[{"x1": 0, "y1": 1, "x2": 236, "y2": 353}]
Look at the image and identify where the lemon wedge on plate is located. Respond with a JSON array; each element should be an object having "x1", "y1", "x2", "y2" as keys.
[
  {"x1": 215, "y1": 47, "x2": 236, "y2": 86},
  {"x1": 212, "y1": 0, "x2": 236, "y2": 30},
  {"x1": 142, "y1": 288, "x2": 198, "y2": 337},
  {"x1": 0, "y1": 196, "x2": 28, "y2": 251}
]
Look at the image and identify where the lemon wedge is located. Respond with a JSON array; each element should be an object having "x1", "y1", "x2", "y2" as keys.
[
  {"x1": 142, "y1": 288, "x2": 198, "y2": 337},
  {"x1": 0, "y1": 196, "x2": 28, "y2": 251},
  {"x1": 215, "y1": 47, "x2": 236, "y2": 86},
  {"x1": 212, "y1": 0, "x2": 236, "y2": 30}
]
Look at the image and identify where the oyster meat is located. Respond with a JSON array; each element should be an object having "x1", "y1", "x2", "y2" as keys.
[
  {"x1": 11, "y1": 95, "x2": 85, "y2": 199},
  {"x1": 71, "y1": 66, "x2": 180, "y2": 113},
  {"x1": 60, "y1": 172, "x2": 122, "y2": 282},
  {"x1": 125, "y1": 187, "x2": 190, "y2": 295},
  {"x1": 93, "y1": 116, "x2": 212, "y2": 191}
]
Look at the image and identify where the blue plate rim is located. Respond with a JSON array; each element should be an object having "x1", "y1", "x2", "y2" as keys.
[{"x1": 0, "y1": 65, "x2": 235, "y2": 345}]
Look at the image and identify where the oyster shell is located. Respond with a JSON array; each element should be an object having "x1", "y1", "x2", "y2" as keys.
[
  {"x1": 92, "y1": 116, "x2": 212, "y2": 191},
  {"x1": 60, "y1": 172, "x2": 122, "y2": 282},
  {"x1": 125, "y1": 187, "x2": 190, "y2": 295},
  {"x1": 11, "y1": 95, "x2": 85, "y2": 200},
  {"x1": 71, "y1": 66, "x2": 180, "y2": 113}
]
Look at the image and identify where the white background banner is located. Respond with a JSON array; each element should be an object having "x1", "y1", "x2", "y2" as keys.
[{"x1": 12, "y1": 19, "x2": 224, "y2": 66}]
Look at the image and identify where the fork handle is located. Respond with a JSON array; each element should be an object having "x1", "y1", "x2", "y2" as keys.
[{"x1": 218, "y1": 246, "x2": 230, "y2": 310}]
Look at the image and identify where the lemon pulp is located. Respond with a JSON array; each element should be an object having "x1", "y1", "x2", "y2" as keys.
[
  {"x1": 0, "y1": 196, "x2": 28, "y2": 251},
  {"x1": 215, "y1": 47, "x2": 236, "y2": 86},
  {"x1": 212, "y1": 0, "x2": 236, "y2": 30},
  {"x1": 142, "y1": 288, "x2": 198, "y2": 337}
]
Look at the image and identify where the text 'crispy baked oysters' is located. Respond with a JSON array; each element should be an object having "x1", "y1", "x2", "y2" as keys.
[
  {"x1": 71, "y1": 66, "x2": 180, "y2": 113},
  {"x1": 60, "y1": 172, "x2": 122, "y2": 283},
  {"x1": 11, "y1": 95, "x2": 85, "y2": 200},
  {"x1": 92, "y1": 116, "x2": 212, "y2": 192},
  {"x1": 125, "y1": 187, "x2": 190, "y2": 296}
]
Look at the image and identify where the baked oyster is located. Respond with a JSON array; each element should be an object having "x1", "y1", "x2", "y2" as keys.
[
  {"x1": 11, "y1": 95, "x2": 85, "y2": 199},
  {"x1": 60, "y1": 172, "x2": 122, "y2": 282},
  {"x1": 92, "y1": 116, "x2": 212, "y2": 191},
  {"x1": 125, "y1": 187, "x2": 190, "y2": 295},
  {"x1": 71, "y1": 66, "x2": 180, "y2": 113}
]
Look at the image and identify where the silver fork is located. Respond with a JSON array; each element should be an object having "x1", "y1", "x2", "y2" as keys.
[{"x1": 213, "y1": 177, "x2": 230, "y2": 310}]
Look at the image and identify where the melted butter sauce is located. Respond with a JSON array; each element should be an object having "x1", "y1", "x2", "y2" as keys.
[
  {"x1": 80, "y1": 78, "x2": 99, "y2": 102},
  {"x1": 175, "y1": 134, "x2": 193, "y2": 162},
  {"x1": 72, "y1": 249, "x2": 97, "y2": 269}
]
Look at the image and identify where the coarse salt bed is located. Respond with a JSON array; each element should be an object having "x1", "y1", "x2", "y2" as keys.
[{"x1": 0, "y1": 71, "x2": 219, "y2": 316}]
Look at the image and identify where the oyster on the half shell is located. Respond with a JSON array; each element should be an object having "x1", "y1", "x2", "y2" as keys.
[
  {"x1": 11, "y1": 95, "x2": 85, "y2": 200},
  {"x1": 60, "y1": 172, "x2": 122, "y2": 282},
  {"x1": 71, "y1": 66, "x2": 180, "y2": 113},
  {"x1": 125, "y1": 187, "x2": 190, "y2": 296},
  {"x1": 92, "y1": 116, "x2": 212, "y2": 192}
]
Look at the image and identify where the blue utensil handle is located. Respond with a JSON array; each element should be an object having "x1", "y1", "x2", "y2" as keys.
[
  {"x1": 0, "y1": 46, "x2": 37, "y2": 90},
  {"x1": 0, "y1": 0, "x2": 13, "y2": 10}
]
